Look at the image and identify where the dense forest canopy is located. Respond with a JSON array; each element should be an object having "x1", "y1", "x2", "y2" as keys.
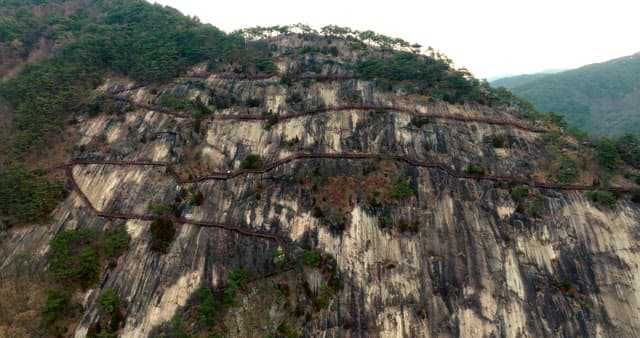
[
  {"x1": 492, "y1": 53, "x2": 640, "y2": 137},
  {"x1": 0, "y1": 0, "x2": 232, "y2": 226}
]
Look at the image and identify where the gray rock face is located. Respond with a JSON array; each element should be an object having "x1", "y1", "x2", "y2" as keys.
[{"x1": 1, "y1": 36, "x2": 640, "y2": 338}]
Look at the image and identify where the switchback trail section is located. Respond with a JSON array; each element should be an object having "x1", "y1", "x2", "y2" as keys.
[{"x1": 64, "y1": 165, "x2": 292, "y2": 257}]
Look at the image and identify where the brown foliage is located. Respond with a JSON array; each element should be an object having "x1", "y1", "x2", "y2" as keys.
[{"x1": 150, "y1": 218, "x2": 175, "y2": 254}]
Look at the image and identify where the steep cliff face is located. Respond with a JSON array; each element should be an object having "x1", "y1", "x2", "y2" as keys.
[{"x1": 2, "y1": 34, "x2": 640, "y2": 338}]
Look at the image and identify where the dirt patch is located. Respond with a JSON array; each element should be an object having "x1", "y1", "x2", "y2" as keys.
[{"x1": 0, "y1": 278, "x2": 46, "y2": 337}]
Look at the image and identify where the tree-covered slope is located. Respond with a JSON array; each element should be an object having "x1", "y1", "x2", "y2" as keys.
[
  {"x1": 0, "y1": 0, "x2": 264, "y2": 226},
  {"x1": 0, "y1": 1, "x2": 531, "y2": 229},
  {"x1": 492, "y1": 53, "x2": 640, "y2": 136}
]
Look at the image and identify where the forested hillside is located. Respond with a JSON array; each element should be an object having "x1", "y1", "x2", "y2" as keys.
[
  {"x1": 0, "y1": 0, "x2": 534, "y2": 229},
  {"x1": 0, "y1": 0, "x2": 252, "y2": 227},
  {"x1": 492, "y1": 53, "x2": 640, "y2": 136}
]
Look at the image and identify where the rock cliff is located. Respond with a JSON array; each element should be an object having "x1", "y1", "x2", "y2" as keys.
[{"x1": 1, "y1": 33, "x2": 640, "y2": 338}]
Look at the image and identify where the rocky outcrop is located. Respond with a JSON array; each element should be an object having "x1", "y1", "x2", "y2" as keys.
[{"x1": 1, "y1": 35, "x2": 640, "y2": 338}]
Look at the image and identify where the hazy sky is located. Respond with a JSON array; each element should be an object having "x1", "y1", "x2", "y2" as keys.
[{"x1": 150, "y1": 0, "x2": 639, "y2": 79}]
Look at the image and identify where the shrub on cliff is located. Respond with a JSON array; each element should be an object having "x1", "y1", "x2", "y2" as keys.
[
  {"x1": 49, "y1": 228, "x2": 101, "y2": 288},
  {"x1": 150, "y1": 218, "x2": 175, "y2": 254},
  {"x1": 300, "y1": 249, "x2": 321, "y2": 266},
  {"x1": 198, "y1": 287, "x2": 221, "y2": 327},
  {"x1": 224, "y1": 267, "x2": 247, "y2": 305},
  {"x1": 596, "y1": 138, "x2": 620, "y2": 171},
  {"x1": 43, "y1": 289, "x2": 73, "y2": 325},
  {"x1": 510, "y1": 185, "x2": 530, "y2": 200},
  {"x1": 557, "y1": 154, "x2": 579, "y2": 183},
  {"x1": 88, "y1": 289, "x2": 125, "y2": 336},
  {"x1": 391, "y1": 180, "x2": 414, "y2": 199},
  {"x1": 492, "y1": 135, "x2": 507, "y2": 148},
  {"x1": 467, "y1": 164, "x2": 485, "y2": 175},
  {"x1": 102, "y1": 224, "x2": 131, "y2": 259},
  {"x1": 241, "y1": 154, "x2": 263, "y2": 169},
  {"x1": 0, "y1": 163, "x2": 64, "y2": 227},
  {"x1": 586, "y1": 190, "x2": 617, "y2": 207}
]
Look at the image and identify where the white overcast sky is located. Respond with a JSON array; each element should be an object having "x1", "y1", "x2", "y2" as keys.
[{"x1": 150, "y1": 0, "x2": 639, "y2": 79}]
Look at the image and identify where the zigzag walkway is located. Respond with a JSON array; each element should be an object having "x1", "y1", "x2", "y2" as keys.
[
  {"x1": 104, "y1": 94, "x2": 549, "y2": 134},
  {"x1": 64, "y1": 166, "x2": 291, "y2": 255}
]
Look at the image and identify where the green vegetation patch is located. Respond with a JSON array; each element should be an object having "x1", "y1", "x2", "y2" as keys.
[
  {"x1": 585, "y1": 190, "x2": 617, "y2": 207},
  {"x1": 198, "y1": 287, "x2": 222, "y2": 328},
  {"x1": 510, "y1": 185, "x2": 530, "y2": 200},
  {"x1": 553, "y1": 280, "x2": 578, "y2": 297},
  {"x1": 0, "y1": 163, "x2": 64, "y2": 227},
  {"x1": 102, "y1": 224, "x2": 132, "y2": 259},
  {"x1": 357, "y1": 50, "x2": 532, "y2": 108},
  {"x1": 49, "y1": 225, "x2": 132, "y2": 288},
  {"x1": 510, "y1": 185, "x2": 545, "y2": 218},
  {"x1": 300, "y1": 249, "x2": 321, "y2": 267},
  {"x1": 241, "y1": 154, "x2": 263, "y2": 170},
  {"x1": 271, "y1": 248, "x2": 285, "y2": 264},
  {"x1": 149, "y1": 203, "x2": 180, "y2": 217},
  {"x1": 596, "y1": 138, "x2": 621, "y2": 171},
  {"x1": 43, "y1": 289, "x2": 74, "y2": 325},
  {"x1": 45, "y1": 224, "x2": 131, "y2": 330},
  {"x1": 158, "y1": 92, "x2": 192, "y2": 111},
  {"x1": 277, "y1": 322, "x2": 301, "y2": 338},
  {"x1": 187, "y1": 185, "x2": 205, "y2": 206},
  {"x1": 223, "y1": 267, "x2": 247, "y2": 305},
  {"x1": 158, "y1": 92, "x2": 213, "y2": 116},
  {"x1": 557, "y1": 155, "x2": 579, "y2": 183},
  {"x1": 615, "y1": 134, "x2": 640, "y2": 168},
  {"x1": 171, "y1": 314, "x2": 190, "y2": 338},
  {"x1": 150, "y1": 218, "x2": 175, "y2": 254},
  {"x1": 390, "y1": 180, "x2": 414, "y2": 199},
  {"x1": 313, "y1": 282, "x2": 336, "y2": 310},
  {"x1": 467, "y1": 164, "x2": 486, "y2": 175},
  {"x1": 49, "y1": 228, "x2": 101, "y2": 288},
  {"x1": 88, "y1": 289, "x2": 125, "y2": 337}
]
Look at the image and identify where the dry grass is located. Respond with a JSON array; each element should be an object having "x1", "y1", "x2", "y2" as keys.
[
  {"x1": 0, "y1": 278, "x2": 46, "y2": 338},
  {"x1": 317, "y1": 176, "x2": 358, "y2": 210}
]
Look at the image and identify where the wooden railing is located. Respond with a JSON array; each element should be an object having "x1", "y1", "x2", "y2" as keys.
[{"x1": 104, "y1": 94, "x2": 549, "y2": 133}]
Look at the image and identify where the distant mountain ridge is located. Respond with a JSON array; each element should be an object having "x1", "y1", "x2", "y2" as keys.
[
  {"x1": 490, "y1": 68, "x2": 566, "y2": 88},
  {"x1": 491, "y1": 53, "x2": 640, "y2": 136}
]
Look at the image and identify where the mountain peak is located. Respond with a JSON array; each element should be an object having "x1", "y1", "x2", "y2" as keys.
[{"x1": 1, "y1": 2, "x2": 640, "y2": 337}]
